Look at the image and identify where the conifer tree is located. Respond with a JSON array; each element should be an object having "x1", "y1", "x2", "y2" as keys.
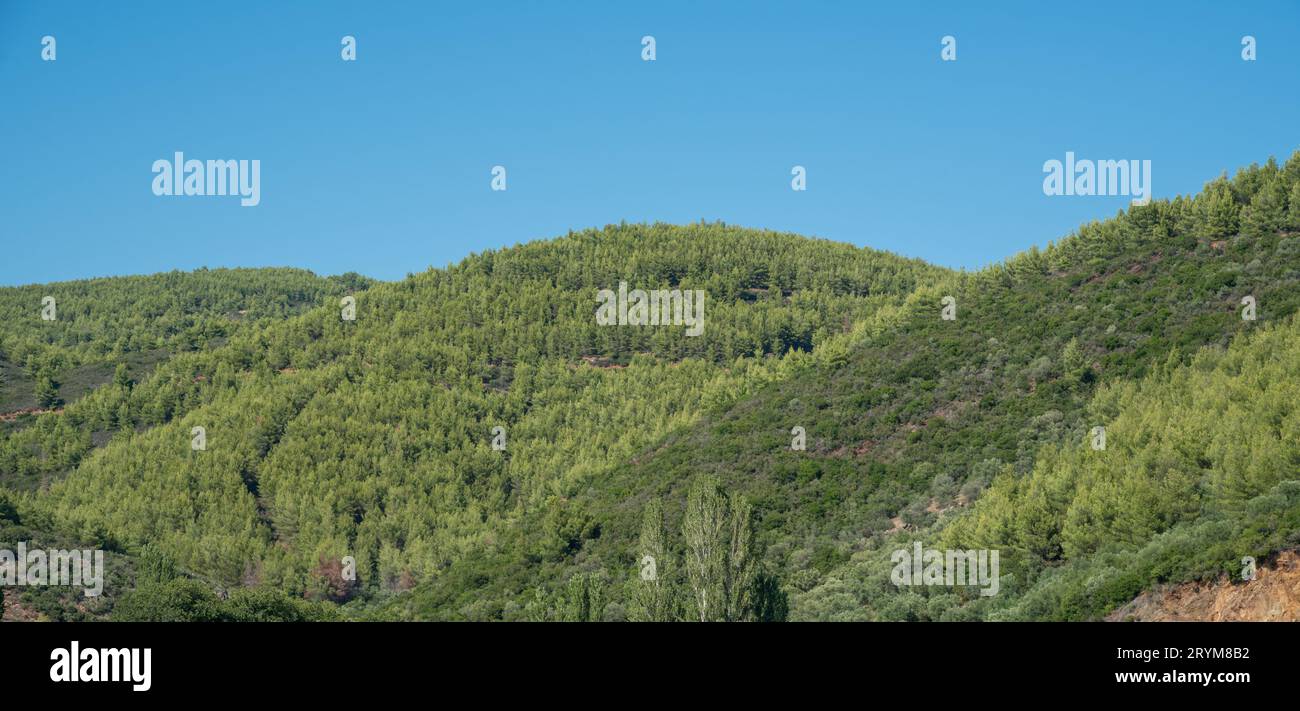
[
  {"x1": 1242, "y1": 175, "x2": 1289, "y2": 236},
  {"x1": 1288, "y1": 181, "x2": 1300, "y2": 230},
  {"x1": 113, "y1": 362, "x2": 132, "y2": 389},
  {"x1": 1197, "y1": 178, "x2": 1241, "y2": 240},
  {"x1": 34, "y1": 375, "x2": 61, "y2": 409}
]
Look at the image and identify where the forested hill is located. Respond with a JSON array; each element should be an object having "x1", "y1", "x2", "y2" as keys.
[
  {"x1": 1, "y1": 225, "x2": 946, "y2": 619},
  {"x1": 382, "y1": 153, "x2": 1300, "y2": 621},
  {"x1": 3, "y1": 153, "x2": 1299, "y2": 622}
]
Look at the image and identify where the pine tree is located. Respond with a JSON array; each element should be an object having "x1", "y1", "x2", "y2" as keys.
[
  {"x1": 1289, "y1": 181, "x2": 1300, "y2": 231},
  {"x1": 1197, "y1": 178, "x2": 1241, "y2": 240},
  {"x1": 1240, "y1": 168, "x2": 1289, "y2": 237},
  {"x1": 34, "y1": 376, "x2": 61, "y2": 409},
  {"x1": 113, "y1": 362, "x2": 132, "y2": 389}
]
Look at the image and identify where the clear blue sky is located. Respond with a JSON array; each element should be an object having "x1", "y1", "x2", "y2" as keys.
[{"x1": 2, "y1": 0, "x2": 1298, "y2": 286}]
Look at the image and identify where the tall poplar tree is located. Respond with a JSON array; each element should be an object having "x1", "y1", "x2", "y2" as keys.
[
  {"x1": 683, "y1": 476, "x2": 729, "y2": 621},
  {"x1": 724, "y1": 495, "x2": 757, "y2": 621},
  {"x1": 630, "y1": 499, "x2": 676, "y2": 621}
]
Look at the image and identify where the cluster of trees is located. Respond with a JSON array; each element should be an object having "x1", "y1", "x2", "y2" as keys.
[
  {"x1": 523, "y1": 478, "x2": 788, "y2": 622},
  {"x1": 0, "y1": 267, "x2": 366, "y2": 418},
  {"x1": 622, "y1": 479, "x2": 787, "y2": 621},
  {"x1": 112, "y1": 545, "x2": 338, "y2": 622},
  {"x1": 988, "y1": 478, "x2": 1300, "y2": 621},
  {"x1": 0, "y1": 267, "x2": 367, "y2": 368}
]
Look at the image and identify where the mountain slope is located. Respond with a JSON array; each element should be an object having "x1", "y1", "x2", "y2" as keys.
[
  {"x1": 0, "y1": 268, "x2": 372, "y2": 491},
  {"x1": 10, "y1": 224, "x2": 944, "y2": 609},
  {"x1": 395, "y1": 154, "x2": 1300, "y2": 620}
]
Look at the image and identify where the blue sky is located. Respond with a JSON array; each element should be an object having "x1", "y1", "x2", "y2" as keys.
[{"x1": 2, "y1": 0, "x2": 1298, "y2": 286}]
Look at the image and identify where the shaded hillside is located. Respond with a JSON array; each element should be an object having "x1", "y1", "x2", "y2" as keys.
[{"x1": 798, "y1": 314, "x2": 1300, "y2": 621}]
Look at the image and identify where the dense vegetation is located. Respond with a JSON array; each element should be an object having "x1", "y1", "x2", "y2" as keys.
[
  {"x1": 3, "y1": 153, "x2": 1299, "y2": 621},
  {"x1": 1, "y1": 225, "x2": 942, "y2": 619},
  {"x1": 0, "y1": 268, "x2": 371, "y2": 491},
  {"x1": 0, "y1": 267, "x2": 369, "y2": 404},
  {"x1": 399, "y1": 154, "x2": 1300, "y2": 621}
]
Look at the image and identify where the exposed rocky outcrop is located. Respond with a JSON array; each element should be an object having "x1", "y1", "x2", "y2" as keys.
[{"x1": 1108, "y1": 551, "x2": 1300, "y2": 622}]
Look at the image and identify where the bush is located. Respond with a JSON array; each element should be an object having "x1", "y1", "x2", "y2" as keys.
[{"x1": 112, "y1": 579, "x2": 226, "y2": 622}]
